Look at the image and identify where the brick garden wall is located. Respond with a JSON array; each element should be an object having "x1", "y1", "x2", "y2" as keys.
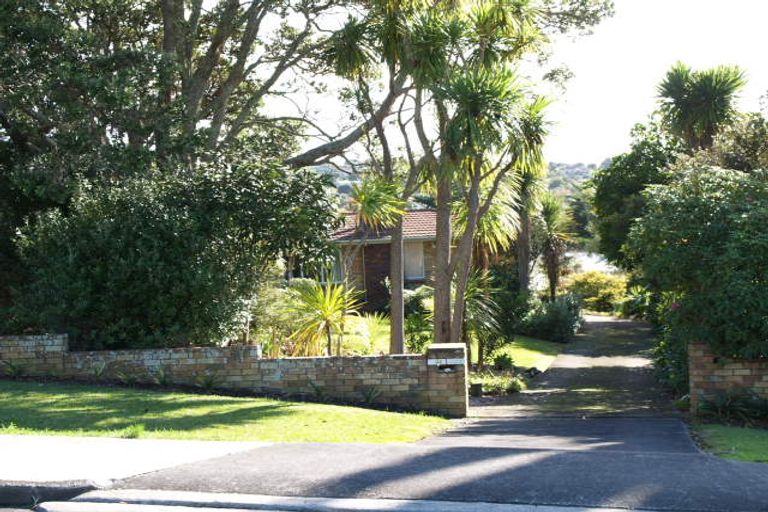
[
  {"x1": 0, "y1": 336, "x2": 468, "y2": 417},
  {"x1": 689, "y1": 341, "x2": 768, "y2": 412}
]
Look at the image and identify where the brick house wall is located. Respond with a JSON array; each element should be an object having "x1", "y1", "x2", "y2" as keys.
[
  {"x1": 689, "y1": 341, "x2": 768, "y2": 412},
  {"x1": 0, "y1": 336, "x2": 468, "y2": 417},
  {"x1": 363, "y1": 243, "x2": 390, "y2": 311},
  {"x1": 342, "y1": 241, "x2": 437, "y2": 312}
]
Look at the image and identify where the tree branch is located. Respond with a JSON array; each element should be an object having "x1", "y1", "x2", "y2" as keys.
[{"x1": 285, "y1": 73, "x2": 408, "y2": 168}]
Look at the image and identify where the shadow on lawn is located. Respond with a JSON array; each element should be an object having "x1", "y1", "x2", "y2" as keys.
[{"x1": 0, "y1": 381, "x2": 297, "y2": 434}]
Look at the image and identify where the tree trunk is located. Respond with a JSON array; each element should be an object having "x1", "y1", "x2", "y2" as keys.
[
  {"x1": 518, "y1": 209, "x2": 531, "y2": 294},
  {"x1": 389, "y1": 220, "x2": 405, "y2": 354},
  {"x1": 547, "y1": 255, "x2": 557, "y2": 301},
  {"x1": 433, "y1": 173, "x2": 453, "y2": 344},
  {"x1": 462, "y1": 323, "x2": 472, "y2": 369},
  {"x1": 477, "y1": 335, "x2": 485, "y2": 370},
  {"x1": 325, "y1": 325, "x2": 333, "y2": 357},
  {"x1": 449, "y1": 245, "x2": 474, "y2": 345},
  {"x1": 449, "y1": 161, "x2": 482, "y2": 345}
]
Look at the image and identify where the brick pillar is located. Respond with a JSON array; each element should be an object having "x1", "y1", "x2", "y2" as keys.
[
  {"x1": 688, "y1": 341, "x2": 708, "y2": 413},
  {"x1": 689, "y1": 341, "x2": 768, "y2": 414},
  {"x1": 425, "y1": 343, "x2": 468, "y2": 417}
]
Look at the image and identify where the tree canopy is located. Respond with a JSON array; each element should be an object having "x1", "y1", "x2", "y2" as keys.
[{"x1": 590, "y1": 122, "x2": 682, "y2": 267}]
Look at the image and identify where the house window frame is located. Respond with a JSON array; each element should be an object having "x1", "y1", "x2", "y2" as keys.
[
  {"x1": 404, "y1": 241, "x2": 425, "y2": 281},
  {"x1": 319, "y1": 250, "x2": 344, "y2": 284}
]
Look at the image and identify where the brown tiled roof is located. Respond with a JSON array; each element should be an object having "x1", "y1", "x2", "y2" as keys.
[{"x1": 331, "y1": 209, "x2": 437, "y2": 243}]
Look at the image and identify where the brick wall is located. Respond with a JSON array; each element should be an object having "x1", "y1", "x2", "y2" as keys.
[
  {"x1": 689, "y1": 341, "x2": 768, "y2": 412},
  {"x1": 0, "y1": 335, "x2": 66, "y2": 376},
  {"x1": 0, "y1": 336, "x2": 468, "y2": 417}
]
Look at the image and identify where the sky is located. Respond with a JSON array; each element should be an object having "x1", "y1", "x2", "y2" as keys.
[{"x1": 544, "y1": 0, "x2": 768, "y2": 164}]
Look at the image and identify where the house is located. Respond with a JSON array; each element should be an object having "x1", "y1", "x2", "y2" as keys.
[{"x1": 330, "y1": 209, "x2": 437, "y2": 310}]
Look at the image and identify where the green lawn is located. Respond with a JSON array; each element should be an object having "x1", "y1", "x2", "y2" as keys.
[
  {"x1": 0, "y1": 380, "x2": 449, "y2": 443},
  {"x1": 474, "y1": 335, "x2": 564, "y2": 371},
  {"x1": 696, "y1": 424, "x2": 768, "y2": 463}
]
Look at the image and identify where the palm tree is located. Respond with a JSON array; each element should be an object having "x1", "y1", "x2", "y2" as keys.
[
  {"x1": 463, "y1": 269, "x2": 502, "y2": 368},
  {"x1": 658, "y1": 62, "x2": 746, "y2": 150},
  {"x1": 515, "y1": 164, "x2": 546, "y2": 294},
  {"x1": 350, "y1": 177, "x2": 406, "y2": 232},
  {"x1": 437, "y1": 63, "x2": 548, "y2": 345},
  {"x1": 454, "y1": 177, "x2": 520, "y2": 270},
  {"x1": 539, "y1": 192, "x2": 572, "y2": 301},
  {"x1": 289, "y1": 281, "x2": 362, "y2": 356}
]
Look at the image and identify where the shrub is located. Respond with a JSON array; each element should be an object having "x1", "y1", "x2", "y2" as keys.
[
  {"x1": 566, "y1": 271, "x2": 627, "y2": 312},
  {"x1": 470, "y1": 371, "x2": 527, "y2": 395},
  {"x1": 344, "y1": 313, "x2": 389, "y2": 355},
  {"x1": 651, "y1": 329, "x2": 689, "y2": 396},
  {"x1": 403, "y1": 285, "x2": 433, "y2": 317},
  {"x1": 11, "y1": 161, "x2": 336, "y2": 350},
  {"x1": 0, "y1": 360, "x2": 27, "y2": 378},
  {"x1": 519, "y1": 293, "x2": 583, "y2": 343},
  {"x1": 195, "y1": 371, "x2": 221, "y2": 390},
  {"x1": 492, "y1": 353, "x2": 515, "y2": 371},
  {"x1": 698, "y1": 389, "x2": 768, "y2": 425},
  {"x1": 251, "y1": 276, "x2": 311, "y2": 358},
  {"x1": 405, "y1": 312, "x2": 432, "y2": 354},
  {"x1": 490, "y1": 262, "x2": 530, "y2": 338},
  {"x1": 628, "y1": 167, "x2": 768, "y2": 358},
  {"x1": 618, "y1": 284, "x2": 654, "y2": 319}
]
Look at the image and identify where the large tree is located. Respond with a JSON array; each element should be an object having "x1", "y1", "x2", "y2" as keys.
[{"x1": 0, "y1": 0, "x2": 342, "y2": 304}]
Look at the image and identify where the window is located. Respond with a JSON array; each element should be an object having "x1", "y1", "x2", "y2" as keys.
[
  {"x1": 404, "y1": 242, "x2": 425, "y2": 280},
  {"x1": 319, "y1": 251, "x2": 344, "y2": 283}
]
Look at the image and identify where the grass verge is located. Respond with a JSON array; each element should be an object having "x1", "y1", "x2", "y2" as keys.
[
  {"x1": 0, "y1": 380, "x2": 449, "y2": 443},
  {"x1": 696, "y1": 424, "x2": 768, "y2": 463},
  {"x1": 480, "y1": 335, "x2": 564, "y2": 371}
]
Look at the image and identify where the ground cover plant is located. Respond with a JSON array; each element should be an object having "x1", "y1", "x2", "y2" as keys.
[
  {"x1": 0, "y1": 380, "x2": 448, "y2": 443},
  {"x1": 470, "y1": 371, "x2": 527, "y2": 396}
]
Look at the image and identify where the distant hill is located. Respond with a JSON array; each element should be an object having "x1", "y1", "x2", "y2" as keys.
[
  {"x1": 317, "y1": 161, "x2": 607, "y2": 202},
  {"x1": 547, "y1": 161, "x2": 606, "y2": 196}
]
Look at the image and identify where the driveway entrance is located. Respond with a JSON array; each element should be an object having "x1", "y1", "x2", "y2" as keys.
[
  {"x1": 472, "y1": 315, "x2": 675, "y2": 418},
  {"x1": 111, "y1": 316, "x2": 768, "y2": 511}
]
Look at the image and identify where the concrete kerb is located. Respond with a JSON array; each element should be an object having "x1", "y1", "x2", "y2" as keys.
[
  {"x1": 44, "y1": 489, "x2": 664, "y2": 512},
  {"x1": 0, "y1": 480, "x2": 101, "y2": 508}
]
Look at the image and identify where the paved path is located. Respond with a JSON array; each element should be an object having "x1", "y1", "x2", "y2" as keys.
[{"x1": 113, "y1": 317, "x2": 768, "y2": 511}]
